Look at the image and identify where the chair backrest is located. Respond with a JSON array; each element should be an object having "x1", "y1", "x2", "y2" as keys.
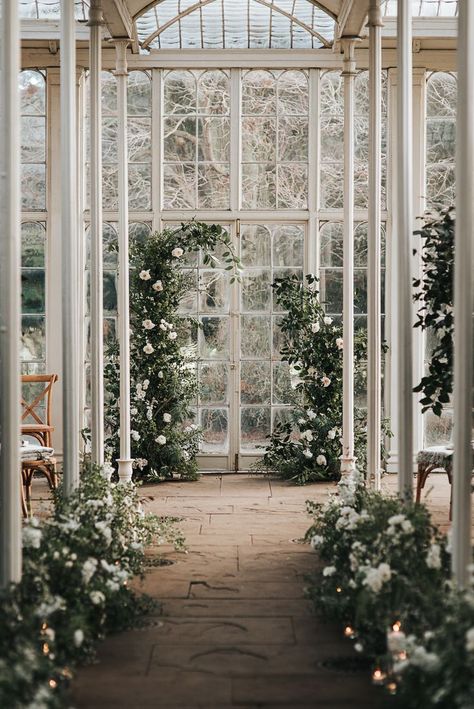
[{"x1": 21, "y1": 374, "x2": 59, "y2": 427}]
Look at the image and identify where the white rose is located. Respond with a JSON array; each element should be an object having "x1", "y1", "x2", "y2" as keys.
[
  {"x1": 323, "y1": 566, "x2": 336, "y2": 577},
  {"x1": 303, "y1": 449, "x2": 313, "y2": 459},
  {"x1": 307, "y1": 409, "x2": 316, "y2": 420},
  {"x1": 158, "y1": 371, "x2": 164, "y2": 379},
  {"x1": 163, "y1": 413, "x2": 172, "y2": 423},
  {"x1": 321, "y1": 376, "x2": 331, "y2": 387},
  {"x1": 130, "y1": 407, "x2": 138, "y2": 416},
  {"x1": 168, "y1": 331, "x2": 178, "y2": 340},
  {"x1": 131, "y1": 430, "x2": 140, "y2": 442},
  {"x1": 143, "y1": 343, "x2": 154, "y2": 354},
  {"x1": 155, "y1": 435, "x2": 166, "y2": 445},
  {"x1": 316, "y1": 454, "x2": 327, "y2": 466},
  {"x1": 466, "y1": 628, "x2": 474, "y2": 653},
  {"x1": 311, "y1": 322, "x2": 320, "y2": 333},
  {"x1": 74, "y1": 629, "x2": 84, "y2": 647},
  {"x1": 301, "y1": 429, "x2": 313, "y2": 442},
  {"x1": 139, "y1": 270, "x2": 151, "y2": 281},
  {"x1": 143, "y1": 379, "x2": 150, "y2": 389},
  {"x1": 324, "y1": 316, "x2": 333, "y2": 325},
  {"x1": 90, "y1": 591, "x2": 106, "y2": 606},
  {"x1": 336, "y1": 338, "x2": 344, "y2": 350},
  {"x1": 310, "y1": 535, "x2": 324, "y2": 549},
  {"x1": 159, "y1": 323, "x2": 167, "y2": 331},
  {"x1": 152, "y1": 280, "x2": 163, "y2": 292},
  {"x1": 327, "y1": 429, "x2": 336, "y2": 440},
  {"x1": 142, "y1": 319, "x2": 156, "y2": 330},
  {"x1": 426, "y1": 543, "x2": 441, "y2": 569},
  {"x1": 172, "y1": 247, "x2": 184, "y2": 258}
]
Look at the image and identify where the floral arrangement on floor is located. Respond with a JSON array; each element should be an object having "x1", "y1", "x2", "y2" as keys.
[
  {"x1": 104, "y1": 221, "x2": 240, "y2": 482},
  {"x1": 0, "y1": 465, "x2": 184, "y2": 708},
  {"x1": 306, "y1": 474, "x2": 474, "y2": 708},
  {"x1": 413, "y1": 208, "x2": 454, "y2": 416},
  {"x1": 257, "y1": 274, "x2": 368, "y2": 484}
]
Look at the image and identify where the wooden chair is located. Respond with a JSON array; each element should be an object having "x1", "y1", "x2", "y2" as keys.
[
  {"x1": 21, "y1": 457, "x2": 57, "y2": 517},
  {"x1": 21, "y1": 374, "x2": 58, "y2": 448},
  {"x1": 416, "y1": 446, "x2": 453, "y2": 519}
]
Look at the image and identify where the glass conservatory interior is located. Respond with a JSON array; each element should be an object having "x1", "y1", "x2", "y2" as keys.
[{"x1": 0, "y1": 1, "x2": 472, "y2": 707}]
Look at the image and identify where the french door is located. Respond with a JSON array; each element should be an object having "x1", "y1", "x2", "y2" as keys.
[{"x1": 173, "y1": 220, "x2": 307, "y2": 471}]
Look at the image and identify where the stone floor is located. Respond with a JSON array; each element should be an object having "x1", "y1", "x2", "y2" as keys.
[{"x1": 67, "y1": 473, "x2": 403, "y2": 709}]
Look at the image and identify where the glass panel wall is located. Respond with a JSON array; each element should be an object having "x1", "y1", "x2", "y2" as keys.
[
  {"x1": 423, "y1": 71, "x2": 457, "y2": 446},
  {"x1": 20, "y1": 70, "x2": 47, "y2": 376}
]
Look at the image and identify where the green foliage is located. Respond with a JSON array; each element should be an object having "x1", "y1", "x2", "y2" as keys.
[
  {"x1": 104, "y1": 221, "x2": 241, "y2": 482},
  {"x1": 305, "y1": 476, "x2": 474, "y2": 708},
  {"x1": 413, "y1": 208, "x2": 454, "y2": 417},
  {"x1": 0, "y1": 465, "x2": 184, "y2": 708},
  {"x1": 258, "y1": 274, "x2": 367, "y2": 484}
]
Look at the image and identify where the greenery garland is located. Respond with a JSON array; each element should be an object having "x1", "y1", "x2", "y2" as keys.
[
  {"x1": 104, "y1": 222, "x2": 240, "y2": 482},
  {"x1": 413, "y1": 208, "x2": 454, "y2": 417},
  {"x1": 0, "y1": 465, "x2": 184, "y2": 708},
  {"x1": 257, "y1": 274, "x2": 368, "y2": 484}
]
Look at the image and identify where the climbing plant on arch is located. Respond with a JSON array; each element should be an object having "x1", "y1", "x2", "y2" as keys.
[{"x1": 104, "y1": 222, "x2": 241, "y2": 481}]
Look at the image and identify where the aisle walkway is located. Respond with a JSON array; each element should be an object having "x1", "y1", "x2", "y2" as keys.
[{"x1": 71, "y1": 475, "x2": 384, "y2": 708}]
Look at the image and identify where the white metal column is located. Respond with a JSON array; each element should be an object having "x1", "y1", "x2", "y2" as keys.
[
  {"x1": 367, "y1": 1, "x2": 383, "y2": 489},
  {"x1": 113, "y1": 40, "x2": 134, "y2": 483},
  {"x1": 396, "y1": 0, "x2": 414, "y2": 500},
  {"x1": 452, "y1": 0, "x2": 474, "y2": 586},
  {"x1": 60, "y1": 0, "x2": 80, "y2": 492},
  {"x1": 88, "y1": 1, "x2": 105, "y2": 466},
  {"x1": 0, "y1": 0, "x2": 22, "y2": 585},
  {"x1": 340, "y1": 38, "x2": 357, "y2": 476}
]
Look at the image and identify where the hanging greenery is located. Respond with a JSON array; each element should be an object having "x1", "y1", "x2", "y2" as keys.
[
  {"x1": 257, "y1": 274, "x2": 368, "y2": 484},
  {"x1": 104, "y1": 222, "x2": 240, "y2": 482},
  {"x1": 413, "y1": 208, "x2": 454, "y2": 417}
]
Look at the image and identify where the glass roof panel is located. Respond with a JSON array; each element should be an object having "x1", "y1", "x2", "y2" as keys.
[
  {"x1": 19, "y1": 1, "x2": 89, "y2": 20},
  {"x1": 382, "y1": 1, "x2": 458, "y2": 16},
  {"x1": 135, "y1": 0, "x2": 335, "y2": 50}
]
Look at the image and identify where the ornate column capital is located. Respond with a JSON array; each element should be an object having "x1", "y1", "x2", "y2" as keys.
[
  {"x1": 340, "y1": 37, "x2": 360, "y2": 77},
  {"x1": 367, "y1": 0, "x2": 383, "y2": 29},
  {"x1": 87, "y1": 0, "x2": 104, "y2": 28},
  {"x1": 109, "y1": 38, "x2": 131, "y2": 76}
]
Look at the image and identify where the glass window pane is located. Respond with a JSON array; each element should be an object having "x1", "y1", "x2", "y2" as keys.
[
  {"x1": 199, "y1": 363, "x2": 229, "y2": 405},
  {"x1": 241, "y1": 407, "x2": 271, "y2": 450},
  {"x1": 21, "y1": 270, "x2": 45, "y2": 313},
  {"x1": 241, "y1": 270, "x2": 272, "y2": 312},
  {"x1": 21, "y1": 316, "x2": 45, "y2": 361},
  {"x1": 201, "y1": 408, "x2": 229, "y2": 453},
  {"x1": 241, "y1": 315, "x2": 271, "y2": 358},
  {"x1": 199, "y1": 271, "x2": 230, "y2": 313},
  {"x1": 200, "y1": 316, "x2": 229, "y2": 359},
  {"x1": 21, "y1": 222, "x2": 45, "y2": 268},
  {"x1": 241, "y1": 225, "x2": 271, "y2": 267},
  {"x1": 21, "y1": 164, "x2": 46, "y2": 211},
  {"x1": 273, "y1": 361, "x2": 293, "y2": 404},
  {"x1": 241, "y1": 361, "x2": 271, "y2": 404}
]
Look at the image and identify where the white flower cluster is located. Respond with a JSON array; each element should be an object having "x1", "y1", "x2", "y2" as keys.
[
  {"x1": 335, "y1": 505, "x2": 369, "y2": 532},
  {"x1": 387, "y1": 513, "x2": 414, "y2": 536},
  {"x1": 22, "y1": 518, "x2": 43, "y2": 549},
  {"x1": 361, "y1": 562, "x2": 392, "y2": 593}
]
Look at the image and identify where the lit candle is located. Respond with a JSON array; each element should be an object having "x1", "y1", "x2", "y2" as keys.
[
  {"x1": 372, "y1": 668, "x2": 386, "y2": 686},
  {"x1": 344, "y1": 625, "x2": 355, "y2": 639},
  {"x1": 387, "y1": 681, "x2": 397, "y2": 695}
]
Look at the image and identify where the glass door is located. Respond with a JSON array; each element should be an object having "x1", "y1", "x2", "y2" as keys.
[
  {"x1": 237, "y1": 222, "x2": 306, "y2": 470},
  {"x1": 175, "y1": 220, "x2": 306, "y2": 471}
]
